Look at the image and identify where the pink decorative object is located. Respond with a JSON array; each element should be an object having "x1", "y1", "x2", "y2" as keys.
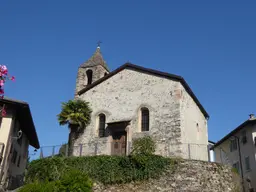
[
  {"x1": 1, "y1": 105, "x2": 6, "y2": 116},
  {"x1": 0, "y1": 64, "x2": 15, "y2": 116}
]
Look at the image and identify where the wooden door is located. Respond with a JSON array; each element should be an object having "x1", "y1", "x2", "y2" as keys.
[{"x1": 111, "y1": 132, "x2": 126, "y2": 156}]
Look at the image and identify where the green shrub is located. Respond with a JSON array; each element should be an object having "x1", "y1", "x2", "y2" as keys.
[
  {"x1": 25, "y1": 156, "x2": 69, "y2": 183},
  {"x1": 20, "y1": 169, "x2": 92, "y2": 192},
  {"x1": 25, "y1": 154, "x2": 175, "y2": 185},
  {"x1": 58, "y1": 143, "x2": 68, "y2": 156},
  {"x1": 130, "y1": 154, "x2": 172, "y2": 179},
  {"x1": 231, "y1": 167, "x2": 239, "y2": 175},
  {"x1": 131, "y1": 136, "x2": 156, "y2": 155},
  {"x1": 57, "y1": 169, "x2": 92, "y2": 192},
  {"x1": 18, "y1": 181, "x2": 59, "y2": 192}
]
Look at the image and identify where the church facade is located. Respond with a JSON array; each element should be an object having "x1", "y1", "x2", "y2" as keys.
[{"x1": 73, "y1": 46, "x2": 209, "y2": 160}]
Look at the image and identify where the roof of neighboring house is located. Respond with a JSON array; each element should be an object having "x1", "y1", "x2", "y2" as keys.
[
  {"x1": 208, "y1": 140, "x2": 215, "y2": 145},
  {"x1": 78, "y1": 63, "x2": 209, "y2": 118},
  {"x1": 211, "y1": 118, "x2": 256, "y2": 150},
  {"x1": 0, "y1": 97, "x2": 40, "y2": 149}
]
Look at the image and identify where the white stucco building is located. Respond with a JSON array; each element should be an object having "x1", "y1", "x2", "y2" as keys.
[
  {"x1": 208, "y1": 140, "x2": 215, "y2": 162},
  {"x1": 212, "y1": 114, "x2": 256, "y2": 192},
  {"x1": 73, "y1": 47, "x2": 210, "y2": 161},
  {"x1": 0, "y1": 98, "x2": 40, "y2": 191}
]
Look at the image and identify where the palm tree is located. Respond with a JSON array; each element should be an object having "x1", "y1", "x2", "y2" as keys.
[{"x1": 57, "y1": 99, "x2": 92, "y2": 156}]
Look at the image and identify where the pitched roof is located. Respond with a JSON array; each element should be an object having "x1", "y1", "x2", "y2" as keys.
[
  {"x1": 0, "y1": 97, "x2": 40, "y2": 149},
  {"x1": 78, "y1": 63, "x2": 209, "y2": 118},
  {"x1": 80, "y1": 47, "x2": 109, "y2": 71},
  {"x1": 211, "y1": 118, "x2": 256, "y2": 150}
]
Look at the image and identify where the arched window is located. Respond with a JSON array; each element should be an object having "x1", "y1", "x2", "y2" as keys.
[
  {"x1": 98, "y1": 114, "x2": 106, "y2": 137},
  {"x1": 104, "y1": 72, "x2": 108, "y2": 76},
  {"x1": 141, "y1": 108, "x2": 149, "y2": 131},
  {"x1": 86, "y1": 70, "x2": 93, "y2": 85}
]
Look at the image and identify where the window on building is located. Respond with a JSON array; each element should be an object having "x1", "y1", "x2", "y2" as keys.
[
  {"x1": 141, "y1": 108, "x2": 149, "y2": 131},
  {"x1": 11, "y1": 150, "x2": 18, "y2": 164},
  {"x1": 86, "y1": 70, "x2": 93, "y2": 85},
  {"x1": 230, "y1": 139, "x2": 237, "y2": 152},
  {"x1": 98, "y1": 114, "x2": 106, "y2": 138},
  {"x1": 242, "y1": 131, "x2": 247, "y2": 144},
  {"x1": 232, "y1": 162, "x2": 240, "y2": 174},
  {"x1": 104, "y1": 72, "x2": 108, "y2": 76},
  {"x1": 245, "y1": 156, "x2": 251, "y2": 171},
  {"x1": 17, "y1": 155, "x2": 21, "y2": 167}
]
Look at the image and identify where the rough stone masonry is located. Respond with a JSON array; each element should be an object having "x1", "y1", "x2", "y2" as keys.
[{"x1": 93, "y1": 160, "x2": 242, "y2": 192}]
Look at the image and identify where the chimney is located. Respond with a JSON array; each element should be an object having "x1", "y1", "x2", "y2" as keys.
[{"x1": 249, "y1": 114, "x2": 255, "y2": 120}]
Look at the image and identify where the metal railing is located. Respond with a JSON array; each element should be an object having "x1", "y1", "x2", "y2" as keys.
[{"x1": 29, "y1": 142, "x2": 211, "y2": 162}]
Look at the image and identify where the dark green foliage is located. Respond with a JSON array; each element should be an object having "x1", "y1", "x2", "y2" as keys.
[
  {"x1": 131, "y1": 136, "x2": 156, "y2": 155},
  {"x1": 56, "y1": 169, "x2": 93, "y2": 192},
  {"x1": 19, "y1": 169, "x2": 92, "y2": 192},
  {"x1": 19, "y1": 182, "x2": 59, "y2": 192},
  {"x1": 58, "y1": 143, "x2": 67, "y2": 156},
  {"x1": 25, "y1": 155, "x2": 175, "y2": 185},
  {"x1": 25, "y1": 156, "x2": 69, "y2": 183},
  {"x1": 231, "y1": 167, "x2": 239, "y2": 175}
]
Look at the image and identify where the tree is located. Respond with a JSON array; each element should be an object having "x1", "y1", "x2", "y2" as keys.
[{"x1": 57, "y1": 99, "x2": 92, "y2": 156}]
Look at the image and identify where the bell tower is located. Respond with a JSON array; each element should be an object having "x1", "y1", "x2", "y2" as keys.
[{"x1": 75, "y1": 45, "x2": 110, "y2": 96}]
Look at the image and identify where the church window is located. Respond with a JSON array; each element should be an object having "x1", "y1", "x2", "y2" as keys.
[
  {"x1": 86, "y1": 70, "x2": 93, "y2": 85},
  {"x1": 98, "y1": 114, "x2": 106, "y2": 137},
  {"x1": 141, "y1": 108, "x2": 149, "y2": 131}
]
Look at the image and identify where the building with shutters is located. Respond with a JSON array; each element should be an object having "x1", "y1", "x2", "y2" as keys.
[
  {"x1": 0, "y1": 98, "x2": 40, "y2": 190},
  {"x1": 212, "y1": 114, "x2": 256, "y2": 192}
]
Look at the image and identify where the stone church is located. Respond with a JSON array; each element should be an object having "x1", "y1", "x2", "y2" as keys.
[{"x1": 73, "y1": 46, "x2": 209, "y2": 160}]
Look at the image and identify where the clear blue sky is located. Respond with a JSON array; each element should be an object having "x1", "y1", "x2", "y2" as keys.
[{"x1": 1, "y1": 1, "x2": 256, "y2": 149}]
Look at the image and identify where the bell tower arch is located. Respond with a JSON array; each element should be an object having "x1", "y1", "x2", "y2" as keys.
[{"x1": 75, "y1": 46, "x2": 110, "y2": 96}]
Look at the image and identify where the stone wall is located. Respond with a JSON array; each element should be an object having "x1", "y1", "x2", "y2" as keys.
[
  {"x1": 179, "y1": 83, "x2": 209, "y2": 160},
  {"x1": 75, "y1": 64, "x2": 108, "y2": 96},
  {"x1": 93, "y1": 160, "x2": 242, "y2": 192},
  {"x1": 75, "y1": 68, "x2": 183, "y2": 157},
  {"x1": 75, "y1": 67, "x2": 208, "y2": 160}
]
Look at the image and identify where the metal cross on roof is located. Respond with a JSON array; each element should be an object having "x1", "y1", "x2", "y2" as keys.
[{"x1": 97, "y1": 41, "x2": 102, "y2": 48}]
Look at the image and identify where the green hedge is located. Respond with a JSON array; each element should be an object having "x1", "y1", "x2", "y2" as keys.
[
  {"x1": 131, "y1": 136, "x2": 156, "y2": 155},
  {"x1": 19, "y1": 182, "x2": 58, "y2": 192},
  {"x1": 25, "y1": 155, "x2": 176, "y2": 185},
  {"x1": 19, "y1": 169, "x2": 93, "y2": 192}
]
